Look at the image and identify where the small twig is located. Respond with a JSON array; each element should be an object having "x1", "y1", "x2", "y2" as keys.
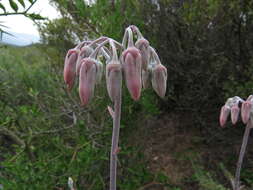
[
  {"x1": 0, "y1": 12, "x2": 26, "y2": 16},
  {"x1": 17, "y1": 124, "x2": 75, "y2": 138},
  {"x1": 8, "y1": 148, "x2": 25, "y2": 163},
  {"x1": 29, "y1": 125, "x2": 75, "y2": 136},
  {"x1": 0, "y1": 128, "x2": 25, "y2": 147},
  {"x1": 220, "y1": 163, "x2": 234, "y2": 186},
  {"x1": 24, "y1": 0, "x2": 38, "y2": 14},
  {"x1": 69, "y1": 142, "x2": 89, "y2": 164}
]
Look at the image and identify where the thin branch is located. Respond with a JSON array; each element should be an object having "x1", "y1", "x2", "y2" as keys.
[
  {"x1": 24, "y1": 0, "x2": 38, "y2": 13},
  {"x1": 21, "y1": 124, "x2": 75, "y2": 137},
  {"x1": 0, "y1": 128, "x2": 25, "y2": 147},
  {"x1": 0, "y1": 12, "x2": 27, "y2": 16}
]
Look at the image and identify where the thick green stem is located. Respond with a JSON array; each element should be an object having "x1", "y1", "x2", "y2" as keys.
[
  {"x1": 109, "y1": 81, "x2": 122, "y2": 190},
  {"x1": 234, "y1": 121, "x2": 252, "y2": 190}
]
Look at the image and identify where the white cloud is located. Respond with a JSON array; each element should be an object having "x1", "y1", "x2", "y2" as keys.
[{"x1": 0, "y1": 0, "x2": 60, "y2": 36}]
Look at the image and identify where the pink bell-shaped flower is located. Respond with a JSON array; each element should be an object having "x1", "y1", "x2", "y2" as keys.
[
  {"x1": 135, "y1": 38, "x2": 150, "y2": 71},
  {"x1": 231, "y1": 104, "x2": 240, "y2": 125},
  {"x1": 106, "y1": 62, "x2": 122, "y2": 102},
  {"x1": 122, "y1": 47, "x2": 142, "y2": 101},
  {"x1": 151, "y1": 64, "x2": 167, "y2": 98},
  {"x1": 64, "y1": 49, "x2": 79, "y2": 90},
  {"x1": 241, "y1": 101, "x2": 252, "y2": 124},
  {"x1": 219, "y1": 105, "x2": 230, "y2": 127},
  {"x1": 79, "y1": 58, "x2": 97, "y2": 106}
]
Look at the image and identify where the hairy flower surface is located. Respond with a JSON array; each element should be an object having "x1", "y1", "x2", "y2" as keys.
[
  {"x1": 151, "y1": 64, "x2": 167, "y2": 98},
  {"x1": 122, "y1": 47, "x2": 142, "y2": 101},
  {"x1": 64, "y1": 49, "x2": 78, "y2": 90},
  {"x1": 106, "y1": 63, "x2": 122, "y2": 102},
  {"x1": 79, "y1": 58, "x2": 97, "y2": 106},
  {"x1": 219, "y1": 105, "x2": 230, "y2": 127},
  {"x1": 241, "y1": 101, "x2": 252, "y2": 124},
  {"x1": 231, "y1": 104, "x2": 240, "y2": 125},
  {"x1": 135, "y1": 38, "x2": 150, "y2": 71}
]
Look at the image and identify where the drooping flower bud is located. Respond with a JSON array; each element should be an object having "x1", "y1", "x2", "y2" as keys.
[
  {"x1": 106, "y1": 62, "x2": 122, "y2": 102},
  {"x1": 219, "y1": 105, "x2": 230, "y2": 127},
  {"x1": 79, "y1": 58, "x2": 97, "y2": 106},
  {"x1": 135, "y1": 38, "x2": 150, "y2": 71},
  {"x1": 231, "y1": 104, "x2": 240, "y2": 125},
  {"x1": 122, "y1": 47, "x2": 142, "y2": 101},
  {"x1": 64, "y1": 49, "x2": 79, "y2": 90},
  {"x1": 241, "y1": 101, "x2": 252, "y2": 124},
  {"x1": 151, "y1": 64, "x2": 167, "y2": 98},
  {"x1": 76, "y1": 46, "x2": 94, "y2": 75}
]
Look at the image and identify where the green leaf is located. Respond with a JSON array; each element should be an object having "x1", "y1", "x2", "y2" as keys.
[
  {"x1": 9, "y1": 0, "x2": 19, "y2": 12},
  {"x1": 27, "y1": 13, "x2": 45, "y2": 20},
  {"x1": 18, "y1": 0, "x2": 26, "y2": 8},
  {"x1": 0, "y1": 3, "x2": 6, "y2": 13},
  {"x1": 75, "y1": 0, "x2": 86, "y2": 16},
  {"x1": 28, "y1": 0, "x2": 34, "y2": 3}
]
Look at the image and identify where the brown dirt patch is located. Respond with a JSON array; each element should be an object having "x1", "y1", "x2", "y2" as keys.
[{"x1": 132, "y1": 112, "x2": 253, "y2": 190}]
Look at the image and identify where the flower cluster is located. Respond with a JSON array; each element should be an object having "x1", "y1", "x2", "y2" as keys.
[
  {"x1": 63, "y1": 25, "x2": 167, "y2": 106},
  {"x1": 219, "y1": 95, "x2": 253, "y2": 127}
]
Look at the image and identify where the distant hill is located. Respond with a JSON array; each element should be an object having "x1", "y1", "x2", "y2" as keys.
[{"x1": 0, "y1": 31, "x2": 40, "y2": 46}]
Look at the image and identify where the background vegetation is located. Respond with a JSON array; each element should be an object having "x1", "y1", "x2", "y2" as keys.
[{"x1": 1, "y1": 0, "x2": 253, "y2": 189}]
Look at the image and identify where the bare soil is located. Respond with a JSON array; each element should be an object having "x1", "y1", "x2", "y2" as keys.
[{"x1": 132, "y1": 112, "x2": 253, "y2": 190}]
